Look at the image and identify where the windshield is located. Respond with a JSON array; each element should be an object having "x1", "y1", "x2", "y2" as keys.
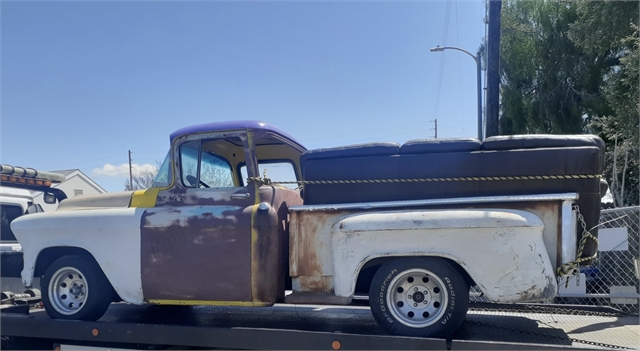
[{"x1": 152, "y1": 151, "x2": 173, "y2": 188}]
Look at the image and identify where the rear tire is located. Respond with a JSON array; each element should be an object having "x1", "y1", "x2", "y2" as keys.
[
  {"x1": 369, "y1": 257, "x2": 469, "y2": 338},
  {"x1": 42, "y1": 255, "x2": 113, "y2": 321}
]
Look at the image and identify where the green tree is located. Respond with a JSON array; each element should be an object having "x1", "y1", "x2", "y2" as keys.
[
  {"x1": 589, "y1": 25, "x2": 639, "y2": 207},
  {"x1": 499, "y1": 0, "x2": 639, "y2": 206}
]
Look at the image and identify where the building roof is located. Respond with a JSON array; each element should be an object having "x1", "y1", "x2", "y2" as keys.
[
  {"x1": 50, "y1": 169, "x2": 79, "y2": 176},
  {"x1": 43, "y1": 169, "x2": 107, "y2": 194}
]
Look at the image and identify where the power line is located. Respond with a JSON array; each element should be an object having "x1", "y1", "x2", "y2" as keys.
[
  {"x1": 45, "y1": 153, "x2": 127, "y2": 170},
  {"x1": 314, "y1": 129, "x2": 432, "y2": 148},
  {"x1": 304, "y1": 121, "x2": 427, "y2": 142},
  {"x1": 439, "y1": 123, "x2": 474, "y2": 130}
]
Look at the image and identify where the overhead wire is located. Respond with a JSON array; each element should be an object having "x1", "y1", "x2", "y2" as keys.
[
  {"x1": 304, "y1": 121, "x2": 427, "y2": 142},
  {"x1": 44, "y1": 151, "x2": 165, "y2": 171},
  {"x1": 317, "y1": 129, "x2": 431, "y2": 148}
]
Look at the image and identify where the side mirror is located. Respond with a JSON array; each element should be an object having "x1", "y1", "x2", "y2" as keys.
[
  {"x1": 599, "y1": 179, "x2": 609, "y2": 199},
  {"x1": 43, "y1": 192, "x2": 58, "y2": 204},
  {"x1": 26, "y1": 204, "x2": 43, "y2": 214}
]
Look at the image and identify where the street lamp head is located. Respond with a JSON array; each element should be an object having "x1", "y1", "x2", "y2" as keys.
[{"x1": 430, "y1": 46, "x2": 444, "y2": 52}]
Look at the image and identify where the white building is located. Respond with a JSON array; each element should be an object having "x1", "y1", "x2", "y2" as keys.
[{"x1": 32, "y1": 169, "x2": 107, "y2": 211}]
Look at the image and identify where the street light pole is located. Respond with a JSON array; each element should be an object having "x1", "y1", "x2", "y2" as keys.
[{"x1": 430, "y1": 45, "x2": 483, "y2": 141}]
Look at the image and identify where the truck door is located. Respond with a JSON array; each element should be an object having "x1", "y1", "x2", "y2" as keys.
[{"x1": 140, "y1": 137, "x2": 257, "y2": 303}]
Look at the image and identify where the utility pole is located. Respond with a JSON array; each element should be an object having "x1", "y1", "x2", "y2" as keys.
[
  {"x1": 128, "y1": 150, "x2": 133, "y2": 191},
  {"x1": 430, "y1": 119, "x2": 438, "y2": 139},
  {"x1": 485, "y1": 0, "x2": 502, "y2": 138}
]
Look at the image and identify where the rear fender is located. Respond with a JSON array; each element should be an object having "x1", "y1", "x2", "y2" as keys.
[{"x1": 333, "y1": 209, "x2": 557, "y2": 303}]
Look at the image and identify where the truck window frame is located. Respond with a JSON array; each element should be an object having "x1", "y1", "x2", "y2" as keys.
[
  {"x1": 237, "y1": 159, "x2": 299, "y2": 189},
  {"x1": 1, "y1": 204, "x2": 24, "y2": 242},
  {"x1": 179, "y1": 140, "x2": 236, "y2": 189}
]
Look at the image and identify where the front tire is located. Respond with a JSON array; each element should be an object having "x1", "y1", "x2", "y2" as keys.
[
  {"x1": 42, "y1": 255, "x2": 113, "y2": 321},
  {"x1": 369, "y1": 257, "x2": 469, "y2": 338}
]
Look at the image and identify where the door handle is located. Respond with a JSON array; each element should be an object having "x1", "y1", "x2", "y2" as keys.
[{"x1": 230, "y1": 193, "x2": 251, "y2": 200}]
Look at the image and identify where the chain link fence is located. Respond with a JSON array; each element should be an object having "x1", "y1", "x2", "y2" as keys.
[
  {"x1": 554, "y1": 206, "x2": 640, "y2": 314},
  {"x1": 470, "y1": 206, "x2": 640, "y2": 315}
]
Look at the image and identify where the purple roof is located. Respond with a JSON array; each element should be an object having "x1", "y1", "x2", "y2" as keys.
[{"x1": 169, "y1": 120, "x2": 306, "y2": 151}]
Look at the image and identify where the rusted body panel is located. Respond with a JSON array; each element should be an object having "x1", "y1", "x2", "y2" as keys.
[
  {"x1": 289, "y1": 210, "x2": 352, "y2": 294},
  {"x1": 288, "y1": 196, "x2": 573, "y2": 305},
  {"x1": 141, "y1": 186, "x2": 256, "y2": 301},
  {"x1": 253, "y1": 186, "x2": 304, "y2": 303},
  {"x1": 140, "y1": 184, "x2": 303, "y2": 304}
]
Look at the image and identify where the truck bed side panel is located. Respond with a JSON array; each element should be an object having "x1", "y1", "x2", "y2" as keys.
[
  {"x1": 333, "y1": 209, "x2": 557, "y2": 303},
  {"x1": 290, "y1": 208, "x2": 557, "y2": 304}
]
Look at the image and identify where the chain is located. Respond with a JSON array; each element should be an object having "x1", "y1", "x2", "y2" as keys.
[
  {"x1": 247, "y1": 174, "x2": 601, "y2": 186},
  {"x1": 463, "y1": 319, "x2": 632, "y2": 349},
  {"x1": 556, "y1": 205, "x2": 599, "y2": 279}
]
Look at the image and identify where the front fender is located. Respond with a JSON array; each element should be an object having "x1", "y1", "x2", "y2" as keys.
[
  {"x1": 332, "y1": 209, "x2": 557, "y2": 303},
  {"x1": 11, "y1": 208, "x2": 145, "y2": 304}
]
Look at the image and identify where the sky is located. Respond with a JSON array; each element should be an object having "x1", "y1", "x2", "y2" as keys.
[{"x1": 1, "y1": 0, "x2": 486, "y2": 193}]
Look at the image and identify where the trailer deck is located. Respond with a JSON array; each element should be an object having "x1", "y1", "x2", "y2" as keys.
[{"x1": 1, "y1": 302, "x2": 637, "y2": 350}]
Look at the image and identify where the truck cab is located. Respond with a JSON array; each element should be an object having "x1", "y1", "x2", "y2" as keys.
[{"x1": 138, "y1": 121, "x2": 306, "y2": 304}]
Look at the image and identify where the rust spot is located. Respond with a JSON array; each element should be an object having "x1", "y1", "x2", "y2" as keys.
[
  {"x1": 295, "y1": 211, "x2": 340, "y2": 276},
  {"x1": 332, "y1": 341, "x2": 342, "y2": 350},
  {"x1": 252, "y1": 186, "x2": 304, "y2": 303},
  {"x1": 91, "y1": 328, "x2": 99, "y2": 337},
  {"x1": 298, "y1": 276, "x2": 333, "y2": 293}
]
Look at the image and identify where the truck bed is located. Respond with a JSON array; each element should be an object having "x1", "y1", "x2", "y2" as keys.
[{"x1": 2, "y1": 302, "x2": 635, "y2": 350}]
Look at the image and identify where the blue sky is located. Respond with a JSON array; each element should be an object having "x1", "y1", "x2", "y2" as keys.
[{"x1": 1, "y1": 1, "x2": 485, "y2": 192}]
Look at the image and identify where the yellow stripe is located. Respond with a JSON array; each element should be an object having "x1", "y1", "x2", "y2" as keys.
[
  {"x1": 247, "y1": 131, "x2": 261, "y2": 303},
  {"x1": 250, "y1": 182, "x2": 261, "y2": 302},
  {"x1": 148, "y1": 299, "x2": 271, "y2": 307},
  {"x1": 130, "y1": 188, "x2": 160, "y2": 208}
]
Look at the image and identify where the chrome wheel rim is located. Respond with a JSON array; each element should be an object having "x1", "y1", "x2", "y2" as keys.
[
  {"x1": 48, "y1": 266, "x2": 88, "y2": 315},
  {"x1": 387, "y1": 268, "x2": 448, "y2": 328}
]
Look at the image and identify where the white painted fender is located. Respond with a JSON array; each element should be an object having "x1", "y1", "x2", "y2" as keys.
[
  {"x1": 11, "y1": 209, "x2": 144, "y2": 304},
  {"x1": 332, "y1": 209, "x2": 557, "y2": 303}
]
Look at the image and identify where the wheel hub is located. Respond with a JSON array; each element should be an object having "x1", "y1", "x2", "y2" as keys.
[
  {"x1": 387, "y1": 269, "x2": 448, "y2": 328},
  {"x1": 407, "y1": 286, "x2": 430, "y2": 308},
  {"x1": 48, "y1": 267, "x2": 88, "y2": 315},
  {"x1": 69, "y1": 282, "x2": 85, "y2": 299}
]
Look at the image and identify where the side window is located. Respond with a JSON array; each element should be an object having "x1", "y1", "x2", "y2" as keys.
[
  {"x1": 1, "y1": 205, "x2": 24, "y2": 242},
  {"x1": 180, "y1": 142, "x2": 200, "y2": 188},
  {"x1": 200, "y1": 151, "x2": 234, "y2": 188},
  {"x1": 180, "y1": 141, "x2": 235, "y2": 188},
  {"x1": 153, "y1": 151, "x2": 173, "y2": 187},
  {"x1": 240, "y1": 161, "x2": 298, "y2": 189}
]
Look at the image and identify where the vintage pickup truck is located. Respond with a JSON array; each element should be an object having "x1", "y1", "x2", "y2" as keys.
[{"x1": 11, "y1": 120, "x2": 605, "y2": 338}]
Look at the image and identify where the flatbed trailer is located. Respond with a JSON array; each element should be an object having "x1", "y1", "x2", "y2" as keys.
[{"x1": 2, "y1": 302, "x2": 634, "y2": 350}]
